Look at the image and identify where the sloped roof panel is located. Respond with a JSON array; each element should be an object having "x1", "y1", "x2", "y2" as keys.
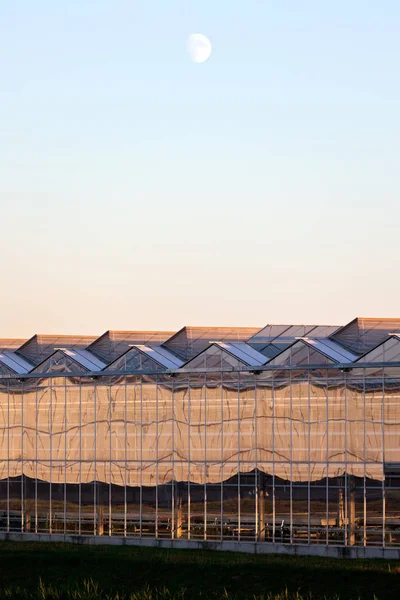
[
  {"x1": 16, "y1": 334, "x2": 97, "y2": 365},
  {"x1": 131, "y1": 345, "x2": 184, "y2": 369},
  {"x1": 299, "y1": 338, "x2": 357, "y2": 363},
  {"x1": 0, "y1": 351, "x2": 32, "y2": 374},
  {"x1": 257, "y1": 344, "x2": 282, "y2": 359},
  {"x1": 151, "y1": 345, "x2": 184, "y2": 367},
  {"x1": 267, "y1": 340, "x2": 335, "y2": 367},
  {"x1": 30, "y1": 350, "x2": 88, "y2": 374},
  {"x1": 248, "y1": 324, "x2": 340, "y2": 360},
  {"x1": 247, "y1": 325, "x2": 295, "y2": 344},
  {"x1": 163, "y1": 326, "x2": 261, "y2": 360},
  {"x1": 88, "y1": 331, "x2": 174, "y2": 363},
  {"x1": 104, "y1": 347, "x2": 167, "y2": 372},
  {"x1": 356, "y1": 334, "x2": 400, "y2": 363},
  {"x1": 182, "y1": 344, "x2": 248, "y2": 371},
  {"x1": 62, "y1": 349, "x2": 105, "y2": 371},
  {"x1": 211, "y1": 342, "x2": 266, "y2": 367},
  {"x1": 248, "y1": 324, "x2": 338, "y2": 344},
  {"x1": 307, "y1": 325, "x2": 341, "y2": 338},
  {"x1": 31, "y1": 349, "x2": 105, "y2": 374},
  {"x1": 331, "y1": 318, "x2": 400, "y2": 355},
  {"x1": 0, "y1": 363, "x2": 15, "y2": 376}
]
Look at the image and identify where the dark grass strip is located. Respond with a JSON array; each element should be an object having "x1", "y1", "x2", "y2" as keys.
[{"x1": 0, "y1": 542, "x2": 398, "y2": 599}]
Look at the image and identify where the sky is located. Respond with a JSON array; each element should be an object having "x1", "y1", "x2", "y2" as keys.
[{"x1": 1, "y1": 1, "x2": 400, "y2": 338}]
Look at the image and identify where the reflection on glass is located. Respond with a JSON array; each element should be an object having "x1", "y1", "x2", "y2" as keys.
[{"x1": 0, "y1": 369, "x2": 398, "y2": 548}]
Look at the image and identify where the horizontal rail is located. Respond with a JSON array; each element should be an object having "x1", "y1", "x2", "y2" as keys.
[{"x1": 0, "y1": 361, "x2": 400, "y2": 381}]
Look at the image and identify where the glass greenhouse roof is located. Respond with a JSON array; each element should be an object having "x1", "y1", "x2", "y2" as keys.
[
  {"x1": 331, "y1": 318, "x2": 400, "y2": 355},
  {"x1": 129, "y1": 345, "x2": 184, "y2": 369},
  {"x1": 355, "y1": 334, "x2": 400, "y2": 364},
  {"x1": 297, "y1": 337, "x2": 358, "y2": 363},
  {"x1": 163, "y1": 326, "x2": 261, "y2": 360},
  {"x1": 0, "y1": 351, "x2": 32, "y2": 374},
  {"x1": 16, "y1": 334, "x2": 98, "y2": 366},
  {"x1": 209, "y1": 342, "x2": 266, "y2": 366},
  {"x1": 31, "y1": 348, "x2": 106, "y2": 374},
  {"x1": 87, "y1": 330, "x2": 175, "y2": 363},
  {"x1": 1, "y1": 318, "x2": 400, "y2": 377}
]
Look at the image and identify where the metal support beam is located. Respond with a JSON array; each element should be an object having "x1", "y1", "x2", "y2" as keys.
[
  {"x1": 338, "y1": 481, "x2": 345, "y2": 528},
  {"x1": 176, "y1": 482, "x2": 183, "y2": 539},
  {"x1": 98, "y1": 504, "x2": 104, "y2": 536},
  {"x1": 348, "y1": 476, "x2": 356, "y2": 546},
  {"x1": 258, "y1": 471, "x2": 266, "y2": 542}
]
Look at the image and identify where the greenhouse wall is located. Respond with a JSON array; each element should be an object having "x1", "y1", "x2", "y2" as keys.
[{"x1": 0, "y1": 366, "x2": 399, "y2": 550}]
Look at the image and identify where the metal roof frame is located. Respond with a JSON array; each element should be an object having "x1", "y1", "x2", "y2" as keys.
[
  {"x1": 0, "y1": 351, "x2": 32, "y2": 374},
  {"x1": 30, "y1": 348, "x2": 105, "y2": 373},
  {"x1": 104, "y1": 345, "x2": 184, "y2": 371},
  {"x1": 183, "y1": 341, "x2": 266, "y2": 369}
]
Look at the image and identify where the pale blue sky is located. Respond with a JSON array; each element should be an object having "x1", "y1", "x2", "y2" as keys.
[{"x1": 1, "y1": 1, "x2": 399, "y2": 337}]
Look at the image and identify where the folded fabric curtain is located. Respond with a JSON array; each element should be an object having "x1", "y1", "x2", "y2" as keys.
[{"x1": 0, "y1": 374, "x2": 394, "y2": 485}]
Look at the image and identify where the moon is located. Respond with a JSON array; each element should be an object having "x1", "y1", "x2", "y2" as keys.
[{"x1": 187, "y1": 33, "x2": 212, "y2": 64}]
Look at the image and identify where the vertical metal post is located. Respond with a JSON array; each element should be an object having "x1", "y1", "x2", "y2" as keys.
[
  {"x1": 78, "y1": 381, "x2": 82, "y2": 536},
  {"x1": 109, "y1": 384, "x2": 112, "y2": 537},
  {"x1": 220, "y1": 374, "x2": 223, "y2": 542},
  {"x1": 258, "y1": 470, "x2": 266, "y2": 542},
  {"x1": 35, "y1": 384, "x2": 38, "y2": 534},
  {"x1": 21, "y1": 384, "x2": 24, "y2": 533},
  {"x1": 139, "y1": 377, "x2": 143, "y2": 538},
  {"x1": 155, "y1": 376, "x2": 159, "y2": 539},
  {"x1": 176, "y1": 481, "x2": 183, "y2": 539},
  {"x1": 237, "y1": 372, "x2": 241, "y2": 542},
  {"x1": 254, "y1": 379, "x2": 258, "y2": 542},
  {"x1": 64, "y1": 377, "x2": 67, "y2": 535},
  {"x1": 307, "y1": 372, "x2": 311, "y2": 545},
  {"x1": 338, "y1": 480, "x2": 344, "y2": 527},
  {"x1": 124, "y1": 377, "x2": 127, "y2": 537},
  {"x1": 7, "y1": 382, "x2": 10, "y2": 533},
  {"x1": 171, "y1": 379, "x2": 175, "y2": 540},
  {"x1": 98, "y1": 501, "x2": 104, "y2": 536},
  {"x1": 93, "y1": 383, "x2": 97, "y2": 536},
  {"x1": 348, "y1": 475, "x2": 356, "y2": 546},
  {"x1": 325, "y1": 372, "x2": 329, "y2": 545},
  {"x1": 289, "y1": 371, "x2": 293, "y2": 544},
  {"x1": 188, "y1": 377, "x2": 191, "y2": 541},
  {"x1": 49, "y1": 378, "x2": 53, "y2": 534},
  {"x1": 344, "y1": 375, "x2": 347, "y2": 546},
  {"x1": 363, "y1": 372, "x2": 367, "y2": 547},
  {"x1": 21, "y1": 472, "x2": 24, "y2": 534},
  {"x1": 382, "y1": 369, "x2": 386, "y2": 548},
  {"x1": 25, "y1": 510, "x2": 31, "y2": 532},
  {"x1": 272, "y1": 375, "x2": 276, "y2": 544},
  {"x1": 203, "y1": 374, "x2": 207, "y2": 541}
]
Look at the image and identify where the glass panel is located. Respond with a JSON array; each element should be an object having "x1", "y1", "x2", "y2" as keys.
[
  {"x1": 185, "y1": 347, "x2": 245, "y2": 370},
  {"x1": 0, "y1": 362, "x2": 397, "y2": 550},
  {"x1": 107, "y1": 349, "x2": 165, "y2": 372}
]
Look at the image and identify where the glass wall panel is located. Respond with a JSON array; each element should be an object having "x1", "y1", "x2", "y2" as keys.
[
  {"x1": 0, "y1": 363, "x2": 397, "y2": 548},
  {"x1": 238, "y1": 467, "x2": 256, "y2": 541}
]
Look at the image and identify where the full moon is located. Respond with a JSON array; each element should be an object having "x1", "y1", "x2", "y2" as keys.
[{"x1": 187, "y1": 33, "x2": 212, "y2": 64}]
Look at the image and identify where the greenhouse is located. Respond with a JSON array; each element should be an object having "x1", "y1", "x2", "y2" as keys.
[{"x1": 0, "y1": 318, "x2": 399, "y2": 553}]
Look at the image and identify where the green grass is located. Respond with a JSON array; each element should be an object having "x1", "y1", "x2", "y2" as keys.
[{"x1": 0, "y1": 542, "x2": 399, "y2": 599}]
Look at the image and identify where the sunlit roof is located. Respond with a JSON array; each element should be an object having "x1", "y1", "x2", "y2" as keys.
[
  {"x1": 1, "y1": 318, "x2": 400, "y2": 377},
  {"x1": 297, "y1": 337, "x2": 357, "y2": 363},
  {"x1": 0, "y1": 351, "x2": 32, "y2": 374},
  {"x1": 209, "y1": 342, "x2": 266, "y2": 367},
  {"x1": 31, "y1": 348, "x2": 106, "y2": 374},
  {"x1": 129, "y1": 345, "x2": 184, "y2": 369}
]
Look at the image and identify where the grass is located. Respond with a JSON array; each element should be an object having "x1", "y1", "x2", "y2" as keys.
[{"x1": 0, "y1": 542, "x2": 398, "y2": 599}]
